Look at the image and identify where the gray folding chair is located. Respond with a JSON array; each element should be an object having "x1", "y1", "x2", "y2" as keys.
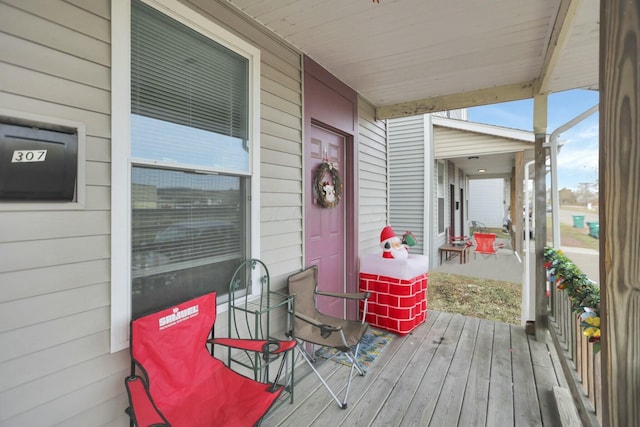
[{"x1": 287, "y1": 265, "x2": 369, "y2": 409}]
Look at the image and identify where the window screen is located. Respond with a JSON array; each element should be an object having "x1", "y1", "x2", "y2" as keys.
[
  {"x1": 131, "y1": 167, "x2": 246, "y2": 317},
  {"x1": 130, "y1": 0, "x2": 251, "y2": 317}
]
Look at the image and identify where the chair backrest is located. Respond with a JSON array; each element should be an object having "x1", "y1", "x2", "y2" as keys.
[
  {"x1": 130, "y1": 292, "x2": 217, "y2": 408},
  {"x1": 287, "y1": 266, "x2": 318, "y2": 319},
  {"x1": 474, "y1": 232, "x2": 497, "y2": 254}
]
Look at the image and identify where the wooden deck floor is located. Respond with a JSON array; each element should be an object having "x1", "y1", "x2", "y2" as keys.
[{"x1": 264, "y1": 311, "x2": 568, "y2": 427}]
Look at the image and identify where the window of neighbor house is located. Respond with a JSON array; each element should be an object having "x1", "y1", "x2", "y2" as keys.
[{"x1": 130, "y1": 0, "x2": 251, "y2": 317}]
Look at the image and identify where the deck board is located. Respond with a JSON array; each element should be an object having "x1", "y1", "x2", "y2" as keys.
[
  {"x1": 265, "y1": 311, "x2": 568, "y2": 427},
  {"x1": 457, "y1": 318, "x2": 493, "y2": 426}
]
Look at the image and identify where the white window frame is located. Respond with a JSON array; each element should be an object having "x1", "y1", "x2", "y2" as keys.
[{"x1": 110, "y1": 0, "x2": 261, "y2": 352}]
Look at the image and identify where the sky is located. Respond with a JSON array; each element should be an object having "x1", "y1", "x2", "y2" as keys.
[{"x1": 467, "y1": 89, "x2": 600, "y2": 191}]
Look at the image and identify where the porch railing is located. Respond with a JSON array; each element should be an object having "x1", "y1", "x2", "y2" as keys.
[{"x1": 548, "y1": 273, "x2": 602, "y2": 427}]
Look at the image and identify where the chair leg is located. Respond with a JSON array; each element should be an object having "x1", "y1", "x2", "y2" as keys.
[{"x1": 294, "y1": 341, "x2": 365, "y2": 409}]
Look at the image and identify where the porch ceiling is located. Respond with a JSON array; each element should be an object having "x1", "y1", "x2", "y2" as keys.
[{"x1": 227, "y1": 0, "x2": 599, "y2": 120}]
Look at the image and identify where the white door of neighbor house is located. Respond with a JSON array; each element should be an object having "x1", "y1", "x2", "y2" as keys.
[{"x1": 305, "y1": 124, "x2": 346, "y2": 318}]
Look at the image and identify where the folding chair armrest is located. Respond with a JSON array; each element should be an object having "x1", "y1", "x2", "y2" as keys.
[
  {"x1": 209, "y1": 337, "x2": 296, "y2": 355},
  {"x1": 125, "y1": 376, "x2": 168, "y2": 427},
  {"x1": 315, "y1": 291, "x2": 370, "y2": 300},
  {"x1": 293, "y1": 311, "x2": 343, "y2": 337}
]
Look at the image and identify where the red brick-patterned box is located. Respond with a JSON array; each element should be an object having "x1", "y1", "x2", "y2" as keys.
[{"x1": 359, "y1": 254, "x2": 428, "y2": 335}]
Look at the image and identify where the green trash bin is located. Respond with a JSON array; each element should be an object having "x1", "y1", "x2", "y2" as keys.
[
  {"x1": 587, "y1": 221, "x2": 599, "y2": 239},
  {"x1": 572, "y1": 215, "x2": 585, "y2": 228}
]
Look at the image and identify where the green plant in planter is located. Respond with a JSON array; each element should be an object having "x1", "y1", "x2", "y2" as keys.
[{"x1": 544, "y1": 247, "x2": 601, "y2": 353}]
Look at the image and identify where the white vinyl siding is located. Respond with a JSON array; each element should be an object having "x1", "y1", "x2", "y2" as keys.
[
  {"x1": 358, "y1": 98, "x2": 388, "y2": 254},
  {"x1": 0, "y1": 0, "x2": 304, "y2": 425},
  {"x1": 0, "y1": 1, "x2": 115, "y2": 425},
  {"x1": 469, "y1": 178, "x2": 506, "y2": 228},
  {"x1": 434, "y1": 126, "x2": 532, "y2": 158},
  {"x1": 388, "y1": 115, "x2": 428, "y2": 254}
]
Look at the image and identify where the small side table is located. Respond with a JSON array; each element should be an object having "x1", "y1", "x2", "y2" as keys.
[
  {"x1": 438, "y1": 243, "x2": 469, "y2": 264},
  {"x1": 227, "y1": 259, "x2": 295, "y2": 404}
]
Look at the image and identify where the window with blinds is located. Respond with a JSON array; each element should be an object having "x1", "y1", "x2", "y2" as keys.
[
  {"x1": 130, "y1": 0, "x2": 250, "y2": 317},
  {"x1": 131, "y1": 0, "x2": 249, "y2": 172}
]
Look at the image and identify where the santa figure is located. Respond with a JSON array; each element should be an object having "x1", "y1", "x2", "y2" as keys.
[{"x1": 380, "y1": 225, "x2": 408, "y2": 259}]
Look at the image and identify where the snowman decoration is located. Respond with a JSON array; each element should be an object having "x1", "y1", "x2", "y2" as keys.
[{"x1": 379, "y1": 225, "x2": 409, "y2": 260}]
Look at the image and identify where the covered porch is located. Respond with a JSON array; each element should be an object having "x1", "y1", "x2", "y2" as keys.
[{"x1": 266, "y1": 310, "x2": 569, "y2": 426}]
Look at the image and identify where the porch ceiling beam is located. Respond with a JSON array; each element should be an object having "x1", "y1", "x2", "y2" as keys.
[
  {"x1": 537, "y1": 0, "x2": 582, "y2": 94},
  {"x1": 375, "y1": 81, "x2": 535, "y2": 121}
]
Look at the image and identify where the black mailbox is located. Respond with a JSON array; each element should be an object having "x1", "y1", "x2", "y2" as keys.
[{"x1": 0, "y1": 119, "x2": 78, "y2": 201}]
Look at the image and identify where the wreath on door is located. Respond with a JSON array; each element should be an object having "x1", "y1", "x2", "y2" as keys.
[{"x1": 313, "y1": 161, "x2": 342, "y2": 208}]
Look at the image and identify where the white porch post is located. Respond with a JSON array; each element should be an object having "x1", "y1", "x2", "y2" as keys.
[{"x1": 533, "y1": 91, "x2": 548, "y2": 340}]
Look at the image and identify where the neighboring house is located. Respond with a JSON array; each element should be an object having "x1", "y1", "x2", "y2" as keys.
[
  {"x1": 0, "y1": 1, "x2": 388, "y2": 424},
  {"x1": 468, "y1": 178, "x2": 508, "y2": 228},
  {"x1": 388, "y1": 115, "x2": 536, "y2": 267}
]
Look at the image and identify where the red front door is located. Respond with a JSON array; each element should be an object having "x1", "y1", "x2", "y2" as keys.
[{"x1": 305, "y1": 124, "x2": 346, "y2": 318}]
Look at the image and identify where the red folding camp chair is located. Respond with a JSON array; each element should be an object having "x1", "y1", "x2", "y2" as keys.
[
  {"x1": 124, "y1": 292, "x2": 295, "y2": 427},
  {"x1": 472, "y1": 232, "x2": 505, "y2": 259}
]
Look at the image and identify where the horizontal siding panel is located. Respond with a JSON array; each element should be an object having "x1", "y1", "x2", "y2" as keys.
[
  {"x1": 86, "y1": 136, "x2": 111, "y2": 162},
  {"x1": 0, "y1": 331, "x2": 109, "y2": 392},
  {"x1": 0, "y1": 260, "x2": 110, "y2": 303},
  {"x1": 261, "y1": 133, "x2": 302, "y2": 155},
  {"x1": 260, "y1": 47, "x2": 301, "y2": 79},
  {"x1": 3, "y1": 0, "x2": 110, "y2": 42},
  {"x1": 358, "y1": 97, "x2": 387, "y2": 255},
  {"x1": 60, "y1": 393, "x2": 129, "y2": 427},
  {"x1": 0, "y1": 33, "x2": 110, "y2": 91},
  {"x1": 261, "y1": 192, "x2": 301, "y2": 207},
  {"x1": 259, "y1": 248, "x2": 301, "y2": 272},
  {"x1": 0, "y1": 93, "x2": 111, "y2": 139},
  {"x1": 261, "y1": 119, "x2": 302, "y2": 143},
  {"x1": 0, "y1": 283, "x2": 109, "y2": 333},
  {"x1": 260, "y1": 61, "x2": 302, "y2": 96},
  {"x1": 0, "y1": 307, "x2": 109, "y2": 363},
  {"x1": 261, "y1": 147, "x2": 300, "y2": 168},
  {"x1": 261, "y1": 90, "x2": 302, "y2": 117},
  {"x1": 261, "y1": 231, "x2": 301, "y2": 250},
  {"x1": 434, "y1": 127, "x2": 532, "y2": 158},
  {"x1": 260, "y1": 219, "x2": 301, "y2": 237},
  {"x1": 262, "y1": 75, "x2": 301, "y2": 106},
  {"x1": 84, "y1": 186, "x2": 111, "y2": 210},
  {"x1": 0, "y1": 350, "x2": 129, "y2": 422},
  {"x1": 261, "y1": 162, "x2": 301, "y2": 180},
  {"x1": 0, "y1": 3, "x2": 110, "y2": 66},
  {"x1": 86, "y1": 161, "x2": 111, "y2": 186},
  {"x1": 0, "y1": 236, "x2": 109, "y2": 273},
  {"x1": 261, "y1": 177, "x2": 301, "y2": 193},
  {"x1": 65, "y1": 0, "x2": 110, "y2": 19},
  {"x1": 260, "y1": 206, "x2": 302, "y2": 222},
  {"x1": 0, "y1": 62, "x2": 110, "y2": 113},
  {"x1": 263, "y1": 256, "x2": 300, "y2": 277},
  {"x1": 0, "y1": 211, "x2": 110, "y2": 243},
  {"x1": 261, "y1": 104, "x2": 302, "y2": 130}
]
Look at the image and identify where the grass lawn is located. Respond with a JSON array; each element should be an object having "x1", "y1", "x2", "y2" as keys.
[
  {"x1": 547, "y1": 215, "x2": 599, "y2": 251},
  {"x1": 428, "y1": 271, "x2": 522, "y2": 325}
]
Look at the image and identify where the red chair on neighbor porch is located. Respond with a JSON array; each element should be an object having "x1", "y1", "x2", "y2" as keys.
[
  {"x1": 472, "y1": 232, "x2": 505, "y2": 259},
  {"x1": 446, "y1": 226, "x2": 469, "y2": 246},
  {"x1": 124, "y1": 291, "x2": 295, "y2": 427}
]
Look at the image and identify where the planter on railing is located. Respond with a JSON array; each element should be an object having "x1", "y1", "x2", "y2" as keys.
[
  {"x1": 544, "y1": 247, "x2": 602, "y2": 426},
  {"x1": 544, "y1": 247, "x2": 600, "y2": 352}
]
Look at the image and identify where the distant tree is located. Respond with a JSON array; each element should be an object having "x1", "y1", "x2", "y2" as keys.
[
  {"x1": 559, "y1": 188, "x2": 577, "y2": 205},
  {"x1": 576, "y1": 182, "x2": 596, "y2": 205}
]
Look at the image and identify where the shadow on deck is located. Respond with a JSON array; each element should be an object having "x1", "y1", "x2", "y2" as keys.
[{"x1": 265, "y1": 310, "x2": 568, "y2": 426}]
